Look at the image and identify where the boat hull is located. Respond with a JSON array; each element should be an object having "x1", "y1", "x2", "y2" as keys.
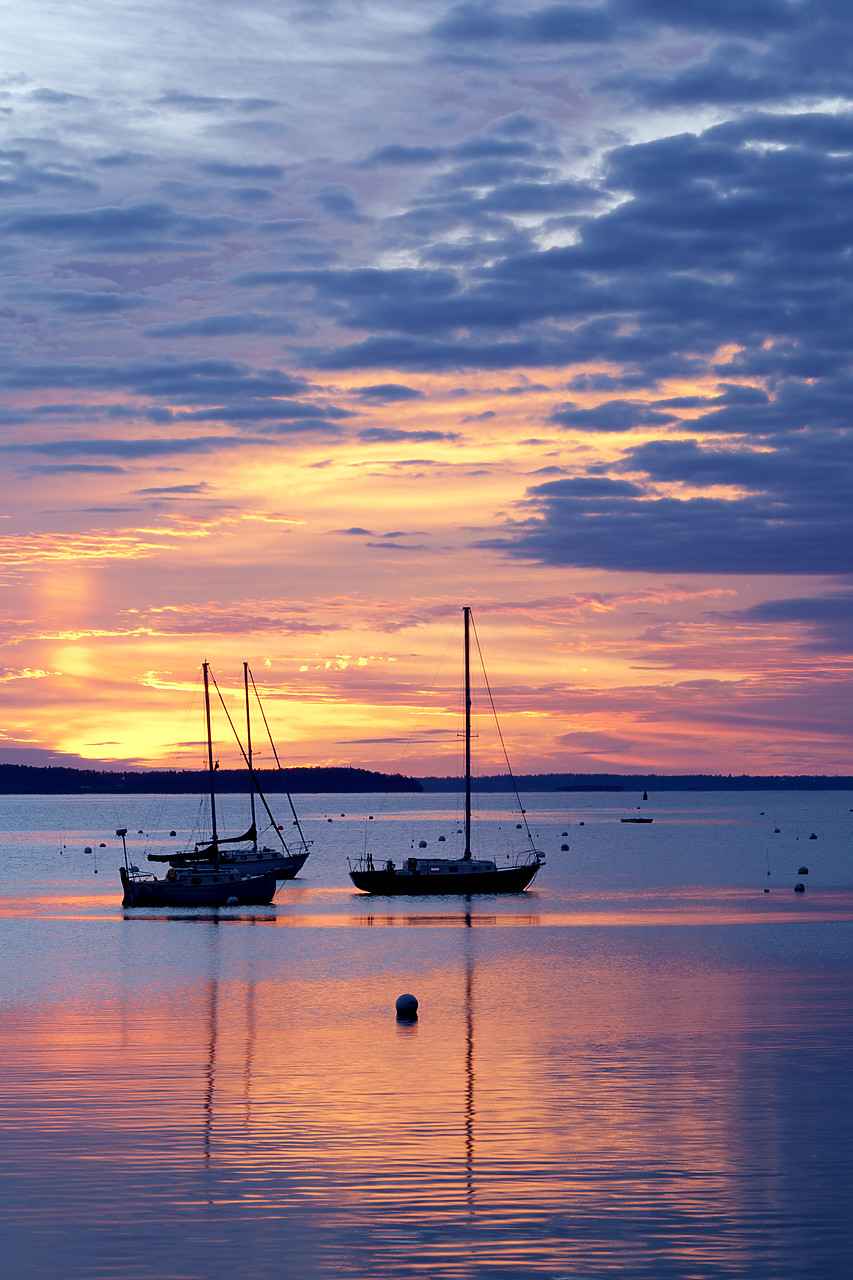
[
  {"x1": 120, "y1": 865, "x2": 277, "y2": 908},
  {"x1": 349, "y1": 862, "x2": 541, "y2": 895}
]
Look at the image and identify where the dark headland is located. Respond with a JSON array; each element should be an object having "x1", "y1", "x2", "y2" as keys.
[
  {"x1": 0, "y1": 764, "x2": 851, "y2": 794},
  {"x1": 0, "y1": 764, "x2": 421, "y2": 795}
]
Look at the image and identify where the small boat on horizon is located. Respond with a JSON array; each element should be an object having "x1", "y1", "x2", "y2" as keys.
[
  {"x1": 621, "y1": 816, "x2": 653, "y2": 823},
  {"x1": 347, "y1": 607, "x2": 544, "y2": 895},
  {"x1": 119, "y1": 662, "x2": 309, "y2": 907}
]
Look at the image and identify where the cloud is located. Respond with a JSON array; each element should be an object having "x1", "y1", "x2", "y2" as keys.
[
  {"x1": 736, "y1": 592, "x2": 853, "y2": 653},
  {"x1": 354, "y1": 384, "x2": 426, "y2": 402},
  {"x1": 154, "y1": 90, "x2": 278, "y2": 114}
]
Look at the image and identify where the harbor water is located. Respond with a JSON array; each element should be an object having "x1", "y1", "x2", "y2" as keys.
[{"x1": 1, "y1": 788, "x2": 852, "y2": 1278}]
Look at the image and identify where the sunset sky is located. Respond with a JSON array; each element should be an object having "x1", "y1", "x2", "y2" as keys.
[{"x1": 1, "y1": 0, "x2": 851, "y2": 777}]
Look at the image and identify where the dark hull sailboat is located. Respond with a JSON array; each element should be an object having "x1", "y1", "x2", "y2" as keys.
[
  {"x1": 348, "y1": 607, "x2": 543, "y2": 896},
  {"x1": 120, "y1": 862, "x2": 277, "y2": 907},
  {"x1": 120, "y1": 663, "x2": 308, "y2": 907},
  {"x1": 348, "y1": 856, "x2": 540, "y2": 895},
  {"x1": 145, "y1": 664, "x2": 311, "y2": 881}
]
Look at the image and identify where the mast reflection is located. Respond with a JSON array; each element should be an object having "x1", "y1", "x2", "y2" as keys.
[{"x1": 464, "y1": 905, "x2": 475, "y2": 1212}]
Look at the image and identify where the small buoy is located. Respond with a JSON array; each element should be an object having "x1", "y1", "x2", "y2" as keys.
[
  {"x1": 418, "y1": 840, "x2": 427, "y2": 848},
  {"x1": 774, "y1": 828, "x2": 781, "y2": 834},
  {"x1": 561, "y1": 831, "x2": 568, "y2": 837},
  {"x1": 809, "y1": 832, "x2": 817, "y2": 840},
  {"x1": 438, "y1": 835, "x2": 445, "y2": 842},
  {"x1": 798, "y1": 866, "x2": 809, "y2": 875},
  {"x1": 368, "y1": 815, "x2": 373, "y2": 820},
  {"x1": 341, "y1": 813, "x2": 345, "y2": 817},
  {"x1": 579, "y1": 821, "x2": 585, "y2": 826},
  {"x1": 170, "y1": 830, "x2": 176, "y2": 837},
  {"x1": 94, "y1": 868, "x2": 98, "y2": 874},
  {"x1": 764, "y1": 888, "x2": 770, "y2": 893},
  {"x1": 99, "y1": 843, "x2": 106, "y2": 848},
  {"x1": 760, "y1": 811, "x2": 765, "y2": 816},
  {"x1": 395, "y1": 993, "x2": 418, "y2": 1018},
  {"x1": 516, "y1": 823, "x2": 522, "y2": 829},
  {"x1": 226, "y1": 896, "x2": 239, "y2": 906},
  {"x1": 137, "y1": 829, "x2": 143, "y2": 834},
  {"x1": 561, "y1": 844, "x2": 569, "y2": 851},
  {"x1": 84, "y1": 846, "x2": 93, "y2": 854},
  {"x1": 794, "y1": 882, "x2": 805, "y2": 892},
  {"x1": 327, "y1": 818, "x2": 333, "y2": 823},
  {"x1": 643, "y1": 791, "x2": 648, "y2": 800}
]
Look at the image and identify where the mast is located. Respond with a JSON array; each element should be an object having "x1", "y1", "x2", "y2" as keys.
[
  {"x1": 463, "y1": 605, "x2": 472, "y2": 860},
  {"x1": 203, "y1": 661, "x2": 219, "y2": 854},
  {"x1": 243, "y1": 662, "x2": 258, "y2": 848}
]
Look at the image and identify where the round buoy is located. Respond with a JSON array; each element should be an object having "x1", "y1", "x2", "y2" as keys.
[
  {"x1": 798, "y1": 866, "x2": 809, "y2": 875},
  {"x1": 226, "y1": 896, "x2": 239, "y2": 906},
  {"x1": 327, "y1": 818, "x2": 333, "y2": 823},
  {"x1": 774, "y1": 828, "x2": 781, "y2": 834},
  {"x1": 764, "y1": 888, "x2": 770, "y2": 892},
  {"x1": 579, "y1": 821, "x2": 585, "y2": 826},
  {"x1": 418, "y1": 840, "x2": 427, "y2": 848},
  {"x1": 395, "y1": 993, "x2": 418, "y2": 1017},
  {"x1": 137, "y1": 829, "x2": 143, "y2": 834},
  {"x1": 99, "y1": 843, "x2": 106, "y2": 848},
  {"x1": 809, "y1": 832, "x2": 817, "y2": 840},
  {"x1": 170, "y1": 830, "x2": 176, "y2": 837},
  {"x1": 561, "y1": 844, "x2": 569, "y2": 851},
  {"x1": 84, "y1": 846, "x2": 93, "y2": 854},
  {"x1": 561, "y1": 831, "x2": 568, "y2": 837},
  {"x1": 438, "y1": 835, "x2": 445, "y2": 842},
  {"x1": 794, "y1": 882, "x2": 805, "y2": 892}
]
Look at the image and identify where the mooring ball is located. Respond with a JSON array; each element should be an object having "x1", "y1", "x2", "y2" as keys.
[
  {"x1": 794, "y1": 882, "x2": 806, "y2": 893},
  {"x1": 84, "y1": 846, "x2": 93, "y2": 854},
  {"x1": 395, "y1": 993, "x2": 418, "y2": 1015}
]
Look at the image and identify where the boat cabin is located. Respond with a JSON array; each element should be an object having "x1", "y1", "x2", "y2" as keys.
[{"x1": 404, "y1": 857, "x2": 498, "y2": 875}]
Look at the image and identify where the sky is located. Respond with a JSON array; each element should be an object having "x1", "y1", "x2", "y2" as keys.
[{"x1": 1, "y1": 0, "x2": 851, "y2": 778}]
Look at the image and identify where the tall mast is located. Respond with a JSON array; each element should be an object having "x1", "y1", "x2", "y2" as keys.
[
  {"x1": 203, "y1": 661, "x2": 219, "y2": 852},
  {"x1": 243, "y1": 662, "x2": 257, "y2": 847},
  {"x1": 463, "y1": 605, "x2": 472, "y2": 860}
]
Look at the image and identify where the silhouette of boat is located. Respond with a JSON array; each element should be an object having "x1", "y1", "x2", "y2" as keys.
[
  {"x1": 120, "y1": 662, "x2": 308, "y2": 906},
  {"x1": 348, "y1": 607, "x2": 543, "y2": 895}
]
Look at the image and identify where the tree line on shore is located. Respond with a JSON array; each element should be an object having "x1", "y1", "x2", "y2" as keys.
[{"x1": 0, "y1": 763, "x2": 850, "y2": 794}]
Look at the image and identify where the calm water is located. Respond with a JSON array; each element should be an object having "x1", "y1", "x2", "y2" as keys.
[{"x1": 1, "y1": 789, "x2": 852, "y2": 1278}]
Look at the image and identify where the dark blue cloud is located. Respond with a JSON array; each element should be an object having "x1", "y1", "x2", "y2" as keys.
[
  {"x1": 550, "y1": 399, "x2": 677, "y2": 431},
  {"x1": 736, "y1": 592, "x2": 853, "y2": 652},
  {"x1": 485, "y1": 422, "x2": 853, "y2": 574},
  {"x1": 143, "y1": 312, "x2": 297, "y2": 337},
  {"x1": 354, "y1": 384, "x2": 426, "y2": 402},
  {"x1": 432, "y1": 3, "x2": 614, "y2": 44},
  {"x1": 154, "y1": 91, "x2": 277, "y2": 113}
]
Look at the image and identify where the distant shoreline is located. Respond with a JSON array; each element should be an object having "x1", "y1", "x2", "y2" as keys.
[{"x1": 0, "y1": 763, "x2": 850, "y2": 794}]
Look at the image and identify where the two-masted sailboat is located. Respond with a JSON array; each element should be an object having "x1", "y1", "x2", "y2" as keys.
[
  {"x1": 347, "y1": 607, "x2": 543, "y2": 895},
  {"x1": 119, "y1": 663, "x2": 310, "y2": 907}
]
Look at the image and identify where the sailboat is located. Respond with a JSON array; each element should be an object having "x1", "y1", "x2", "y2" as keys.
[
  {"x1": 119, "y1": 663, "x2": 307, "y2": 907},
  {"x1": 145, "y1": 663, "x2": 310, "y2": 881},
  {"x1": 347, "y1": 607, "x2": 544, "y2": 895}
]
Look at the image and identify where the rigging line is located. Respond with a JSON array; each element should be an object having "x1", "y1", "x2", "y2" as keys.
[
  {"x1": 247, "y1": 668, "x2": 309, "y2": 850},
  {"x1": 208, "y1": 668, "x2": 291, "y2": 854},
  {"x1": 469, "y1": 612, "x2": 537, "y2": 849}
]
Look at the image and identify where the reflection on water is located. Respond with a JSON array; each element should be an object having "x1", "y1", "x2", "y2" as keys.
[{"x1": 1, "y1": 792, "x2": 853, "y2": 1277}]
